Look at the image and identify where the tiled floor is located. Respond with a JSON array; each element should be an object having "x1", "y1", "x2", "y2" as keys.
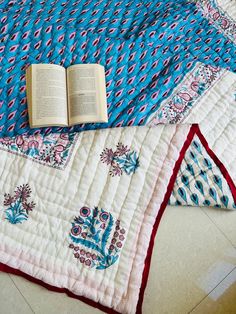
[{"x1": 0, "y1": 205, "x2": 236, "y2": 314}]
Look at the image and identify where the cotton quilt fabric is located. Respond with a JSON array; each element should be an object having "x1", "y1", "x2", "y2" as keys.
[
  {"x1": 0, "y1": 0, "x2": 235, "y2": 136},
  {"x1": 0, "y1": 1, "x2": 236, "y2": 314},
  {"x1": 0, "y1": 124, "x2": 194, "y2": 314}
]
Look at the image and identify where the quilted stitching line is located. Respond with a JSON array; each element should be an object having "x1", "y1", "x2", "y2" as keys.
[
  {"x1": 123, "y1": 126, "x2": 181, "y2": 311},
  {"x1": 74, "y1": 130, "x2": 111, "y2": 207},
  {"x1": 83, "y1": 127, "x2": 139, "y2": 304},
  {"x1": 93, "y1": 126, "x2": 154, "y2": 306}
]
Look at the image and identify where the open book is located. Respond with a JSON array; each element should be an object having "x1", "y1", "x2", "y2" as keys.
[{"x1": 26, "y1": 63, "x2": 108, "y2": 128}]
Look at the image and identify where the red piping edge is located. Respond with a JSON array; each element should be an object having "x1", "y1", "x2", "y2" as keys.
[
  {"x1": 0, "y1": 262, "x2": 120, "y2": 314},
  {"x1": 136, "y1": 124, "x2": 236, "y2": 313},
  {"x1": 136, "y1": 124, "x2": 198, "y2": 314},
  {"x1": 0, "y1": 124, "x2": 235, "y2": 314}
]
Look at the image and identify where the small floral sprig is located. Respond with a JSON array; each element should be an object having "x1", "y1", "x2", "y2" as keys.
[
  {"x1": 3, "y1": 184, "x2": 36, "y2": 224},
  {"x1": 100, "y1": 143, "x2": 139, "y2": 177}
]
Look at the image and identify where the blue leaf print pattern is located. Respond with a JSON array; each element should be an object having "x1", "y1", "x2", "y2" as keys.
[
  {"x1": 203, "y1": 200, "x2": 211, "y2": 206},
  {"x1": 213, "y1": 175, "x2": 223, "y2": 191},
  {"x1": 189, "y1": 151, "x2": 199, "y2": 165},
  {"x1": 177, "y1": 187, "x2": 187, "y2": 203},
  {"x1": 186, "y1": 163, "x2": 195, "y2": 176},
  {"x1": 199, "y1": 170, "x2": 208, "y2": 183},
  {"x1": 220, "y1": 195, "x2": 229, "y2": 208},
  {"x1": 193, "y1": 140, "x2": 202, "y2": 154},
  {"x1": 190, "y1": 193, "x2": 199, "y2": 206},
  {"x1": 204, "y1": 158, "x2": 212, "y2": 170},
  {"x1": 170, "y1": 138, "x2": 236, "y2": 209},
  {"x1": 209, "y1": 187, "x2": 217, "y2": 202},
  {"x1": 195, "y1": 180, "x2": 204, "y2": 196},
  {"x1": 181, "y1": 175, "x2": 190, "y2": 189},
  {"x1": 68, "y1": 207, "x2": 126, "y2": 270}
]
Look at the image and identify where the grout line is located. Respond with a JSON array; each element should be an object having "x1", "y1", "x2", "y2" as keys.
[
  {"x1": 9, "y1": 275, "x2": 36, "y2": 314},
  {"x1": 201, "y1": 207, "x2": 236, "y2": 249},
  {"x1": 188, "y1": 266, "x2": 236, "y2": 313}
]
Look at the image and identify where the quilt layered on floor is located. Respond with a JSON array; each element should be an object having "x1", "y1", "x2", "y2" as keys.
[{"x1": 0, "y1": 0, "x2": 236, "y2": 313}]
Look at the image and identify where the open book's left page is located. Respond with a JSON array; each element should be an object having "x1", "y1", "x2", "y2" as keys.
[{"x1": 26, "y1": 64, "x2": 68, "y2": 128}]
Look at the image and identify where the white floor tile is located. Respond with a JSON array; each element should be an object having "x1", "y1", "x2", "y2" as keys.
[
  {"x1": 191, "y1": 268, "x2": 236, "y2": 314},
  {"x1": 202, "y1": 207, "x2": 236, "y2": 247},
  {"x1": 142, "y1": 206, "x2": 236, "y2": 314},
  {"x1": 0, "y1": 272, "x2": 34, "y2": 314},
  {"x1": 10, "y1": 274, "x2": 103, "y2": 314}
]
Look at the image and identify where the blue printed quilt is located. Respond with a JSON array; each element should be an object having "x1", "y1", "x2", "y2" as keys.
[{"x1": 0, "y1": 0, "x2": 235, "y2": 136}]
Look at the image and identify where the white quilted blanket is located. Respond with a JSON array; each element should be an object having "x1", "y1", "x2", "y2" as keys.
[{"x1": 0, "y1": 124, "x2": 193, "y2": 314}]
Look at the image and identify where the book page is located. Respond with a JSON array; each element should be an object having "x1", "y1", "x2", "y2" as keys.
[
  {"x1": 26, "y1": 66, "x2": 33, "y2": 127},
  {"x1": 29, "y1": 64, "x2": 68, "y2": 127},
  {"x1": 67, "y1": 64, "x2": 108, "y2": 125}
]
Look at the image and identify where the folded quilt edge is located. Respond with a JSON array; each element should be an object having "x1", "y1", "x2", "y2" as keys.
[{"x1": 0, "y1": 124, "x2": 235, "y2": 314}]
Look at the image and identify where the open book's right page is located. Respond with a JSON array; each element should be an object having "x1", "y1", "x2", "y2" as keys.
[{"x1": 67, "y1": 64, "x2": 108, "y2": 125}]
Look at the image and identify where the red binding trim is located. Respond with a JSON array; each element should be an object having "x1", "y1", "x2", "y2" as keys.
[
  {"x1": 0, "y1": 124, "x2": 235, "y2": 314},
  {"x1": 136, "y1": 124, "x2": 198, "y2": 313},
  {"x1": 136, "y1": 124, "x2": 236, "y2": 313},
  {"x1": 0, "y1": 263, "x2": 120, "y2": 314}
]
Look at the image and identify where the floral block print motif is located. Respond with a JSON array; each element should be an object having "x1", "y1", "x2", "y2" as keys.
[
  {"x1": 196, "y1": 0, "x2": 236, "y2": 43},
  {"x1": 148, "y1": 63, "x2": 223, "y2": 125},
  {"x1": 169, "y1": 137, "x2": 236, "y2": 209},
  {"x1": 0, "y1": 132, "x2": 78, "y2": 170},
  {"x1": 100, "y1": 143, "x2": 139, "y2": 176},
  {"x1": 3, "y1": 184, "x2": 35, "y2": 224},
  {"x1": 69, "y1": 207, "x2": 126, "y2": 270}
]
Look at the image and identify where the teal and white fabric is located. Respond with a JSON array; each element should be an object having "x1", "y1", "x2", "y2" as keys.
[{"x1": 170, "y1": 137, "x2": 236, "y2": 209}]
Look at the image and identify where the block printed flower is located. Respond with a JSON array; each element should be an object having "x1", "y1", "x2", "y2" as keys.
[
  {"x1": 69, "y1": 206, "x2": 126, "y2": 270},
  {"x1": 3, "y1": 184, "x2": 36, "y2": 224},
  {"x1": 100, "y1": 143, "x2": 139, "y2": 176}
]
